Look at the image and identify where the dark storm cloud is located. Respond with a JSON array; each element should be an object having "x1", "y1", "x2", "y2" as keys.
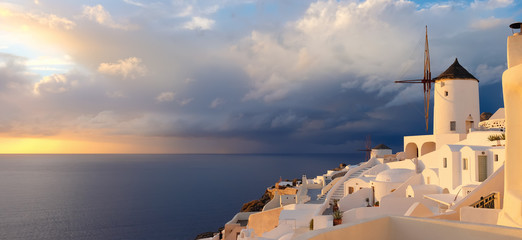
[{"x1": 0, "y1": 0, "x2": 517, "y2": 152}]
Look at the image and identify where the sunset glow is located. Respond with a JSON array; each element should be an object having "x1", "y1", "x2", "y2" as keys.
[
  {"x1": 0, "y1": 137, "x2": 133, "y2": 154},
  {"x1": 0, "y1": 0, "x2": 516, "y2": 153}
]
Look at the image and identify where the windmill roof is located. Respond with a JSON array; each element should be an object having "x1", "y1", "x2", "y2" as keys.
[
  {"x1": 433, "y1": 58, "x2": 478, "y2": 81},
  {"x1": 373, "y1": 144, "x2": 391, "y2": 149}
]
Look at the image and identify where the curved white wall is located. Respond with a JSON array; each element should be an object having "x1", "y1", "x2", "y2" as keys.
[
  {"x1": 499, "y1": 32, "x2": 522, "y2": 228},
  {"x1": 434, "y1": 79, "x2": 480, "y2": 135}
]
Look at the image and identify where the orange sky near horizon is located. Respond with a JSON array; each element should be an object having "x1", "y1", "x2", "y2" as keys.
[
  {"x1": 0, "y1": 137, "x2": 142, "y2": 154},
  {"x1": 0, "y1": 135, "x2": 254, "y2": 154}
]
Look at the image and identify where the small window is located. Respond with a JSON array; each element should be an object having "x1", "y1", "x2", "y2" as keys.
[
  {"x1": 463, "y1": 158, "x2": 468, "y2": 170},
  {"x1": 443, "y1": 158, "x2": 447, "y2": 168},
  {"x1": 445, "y1": 91, "x2": 448, "y2": 96},
  {"x1": 495, "y1": 154, "x2": 499, "y2": 162},
  {"x1": 450, "y1": 121, "x2": 456, "y2": 131},
  {"x1": 441, "y1": 82, "x2": 445, "y2": 87}
]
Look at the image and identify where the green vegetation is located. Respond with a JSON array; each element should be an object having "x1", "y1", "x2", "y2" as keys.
[
  {"x1": 488, "y1": 133, "x2": 506, "y2": 141},
  {"x1": 333, "y1": 210, "x2": 343, "y2": 220}
]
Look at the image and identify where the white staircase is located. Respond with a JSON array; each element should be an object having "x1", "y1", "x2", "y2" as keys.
[{"x1": 318, "y1": 166, "x2": 371, "y2": 202}]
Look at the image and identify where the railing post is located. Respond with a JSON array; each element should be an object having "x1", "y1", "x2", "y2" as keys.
[
  {"x1": 493, "y1": 191, "x2": 500, "y2": 209},
  {"x1": 470, "y1": 192, "x2": 499, "y2": 209}
]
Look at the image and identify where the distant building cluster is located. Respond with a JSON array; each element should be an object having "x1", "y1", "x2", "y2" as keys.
[{"x1": 478, "y1": 108, "x2": 505, "y2": 130}]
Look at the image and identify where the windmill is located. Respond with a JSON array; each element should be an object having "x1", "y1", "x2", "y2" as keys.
[
  {"x1": 357, "y1": 135, "x2": 372, "y2": 161},
  {"x1": 395, "y1": 26, "x2": 434, "y2": 133}
]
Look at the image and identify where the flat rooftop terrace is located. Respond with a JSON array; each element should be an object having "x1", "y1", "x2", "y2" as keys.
[{"x1": 295, "y1": 216, "x2": 522, "y2": 240}]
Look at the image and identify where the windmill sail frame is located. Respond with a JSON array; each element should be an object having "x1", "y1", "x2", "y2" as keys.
[{"x1": 395, "y1": 26, "x2": 434, "y2": 132}]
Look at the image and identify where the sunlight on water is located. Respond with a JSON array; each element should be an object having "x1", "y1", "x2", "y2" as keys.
[{"x1": 0, "y1": 154, "x2": 361, "y2": 239}]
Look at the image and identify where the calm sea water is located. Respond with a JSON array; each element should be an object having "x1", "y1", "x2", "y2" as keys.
[{"x1": 0, "y1": 154, "x2": 361, "y2": 240}]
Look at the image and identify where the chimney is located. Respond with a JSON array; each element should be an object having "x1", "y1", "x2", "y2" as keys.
[
  {"x1": 508, "y1": 22, "x2": 522, "y2": 68},
  {"x1": 510, "y1": 22, "x2": 522, "y2": 35}
]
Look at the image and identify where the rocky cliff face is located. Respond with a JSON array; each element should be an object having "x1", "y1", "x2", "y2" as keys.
[
  {"x1": 240, "y1": 190, "x2": 273, "y2": 212},
  {"x1": 481, "y1": 112, "x2": 493, "y2": 121}
]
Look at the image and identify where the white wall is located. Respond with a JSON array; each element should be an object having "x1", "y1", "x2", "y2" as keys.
[
  {"x1": 499, "y1": 31, "x2": 522, "y2": 228},
  {"x1": 405, "y1": 185, "x2": 442, "y2": 199},
  {"x1": 371, "y1": 149, "x2": 392, "y2": 158},
  {"x1": 437, "y1": 145, "x2": 463, "y2": 192},
  {"x1": 339, "y1": 188, "x2": 373, "y2": 211},
  {"x1": 460, "y1": 147, "x2": 476, "y2": 185},
  {"x1": 344, "y1": 178, "x2": 371, "y2": 196},
  {"x1": 263, "y1": 192, "x2": 281, "y2": 211},
  {"x1": 461, "y1": 207, "x2": 501, "y2": 225},
  {"x1": 280, "y1": 204, "x2": 321, "y2": 229},
  {"x1": 422, "y1": 168, "x2": 440, "y2": 185},
  {"x1": 372, "y1": 181, "x2": 403, "y2": 202},
  {"x1": 343, "y1": 198, "x2": 418, "y2": 223},
  {"x1": 491, "y1": 148, "x2": 505, "y2": 172},
  {"x1": 384, "y1": 174, "x2": 424, "y2": 199},
  {"x1": 281, "y1": 195, "x2": 296, "y2": 206},
  {"x1": 312, "y1": 215, "x2": 333, "y2": 230},
  {"x1": 434, "y1": 78, "x2": 480, "y2": 135},
  {"x1": 458, "y1": 130, "x2": 504, "y2": 146},
  {"x1": 296, "y1": 216, "x2": 522, "y2": 240}
]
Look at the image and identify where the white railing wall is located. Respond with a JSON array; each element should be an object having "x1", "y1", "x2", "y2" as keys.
[
  {"x1": 263, "y1": 191, "x2": 281, "y2": 211},
  {"x1": 363, "y1": 163, "x2": 390, "y2": 176},
  {"x1": 382, "y1": 174, "x2": 424, "y2": 199},
  {"x1": 296, "y1": 179, "x2": 310, "y2": 204},
  {"x1": 313, "y1": 159, "x2": 376, "y2": 216},
  {"x1": 320, "y1": 177, "x2": 342, "y2": 196},
  {"x1": 449, "y1": 165, "x2": 504, "y2": 212},
  {"x1": 338, "y1": 188, "x2": 373, "y2": 211}
]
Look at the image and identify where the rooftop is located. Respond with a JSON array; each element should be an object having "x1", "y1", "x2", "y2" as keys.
[
  {"x1": 373, "y1": 144, "x2": 391, "y2": 150},
  {"x1": 434, "y1": 58, "x2": 478, "y2": 81}
]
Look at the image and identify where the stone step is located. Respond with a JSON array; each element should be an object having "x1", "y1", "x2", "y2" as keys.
[{"x1": 317, "y1": 166, "x2": 372, "y2": 201}]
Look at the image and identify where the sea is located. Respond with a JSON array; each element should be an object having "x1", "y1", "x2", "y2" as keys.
[{"x1": 0, "y1": 154, "x2": 362, "y2": 240}]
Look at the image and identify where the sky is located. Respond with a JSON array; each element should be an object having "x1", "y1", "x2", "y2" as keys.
[{"x1": 0, "y1": 0, "x2": 518, "y2": 154}]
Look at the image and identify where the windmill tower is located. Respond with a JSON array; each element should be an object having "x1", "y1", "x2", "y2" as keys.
[
  {"x1": 433, "y1": 59, "x2": 480, "y2": 135},
  {"x1": 396, "y1": 27, "x2": 480, "y2": 135}
]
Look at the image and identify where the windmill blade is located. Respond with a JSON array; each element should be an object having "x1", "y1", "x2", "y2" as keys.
[
  {"x1": 394, "y1": 26, "x2": 432, "y2": 133},
  {"x1": 356, "y1": 135, "x2": 372, "y2": 161},
  {"x1": 394, "y1": 79, "x2": 424, "y2": 83}
]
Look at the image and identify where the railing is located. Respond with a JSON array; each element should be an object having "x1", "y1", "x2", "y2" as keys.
[
  {"x1": 319, "y1": 177, "x2": 342, "y2": 197},
  {"x1": 313, "y1": 159, "x2": 376, "y2": 216},
  {"x1": 470, "y1": 192, "x2": 498, "y2": 209}
]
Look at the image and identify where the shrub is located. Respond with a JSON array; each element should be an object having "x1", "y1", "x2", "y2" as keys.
[
  {"x1": 309, "y1": 219, "x2": 314, "y2": 230},
  {"x1": 333, "y1": 210, "x2": 343, "y2": 220},
  {"x1": 488, "y1": 134, "x2": 505, "y2": 141},
  {"x1": 292, "y1": 178, "x2": 299, "y2": 186}
]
